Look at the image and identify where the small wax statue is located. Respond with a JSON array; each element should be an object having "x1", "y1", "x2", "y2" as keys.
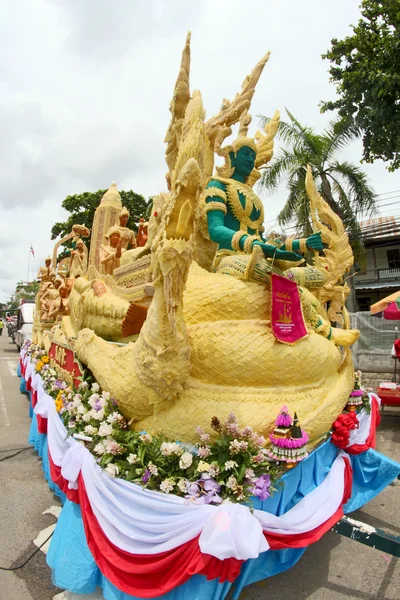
[
  {"x1": 136, "y1": 218, "x2": 148, "y2": 247},
  {"x1": 70, "y1": 239, "x2": 88, "y2": 277},
  {"x1": 40, "y1": 278, "x2": 62, "y2": 321},
  {"x1": 117, "y1": 207, "x2": 136, "y2": 252},
  {"x1": 37, "y1": 256, "x2": 55, "y2": 285},
  {"x1": 100, "y1": 227, "x2": 122, "y2": 275},
  {"x1": 48, "y1": 283, "x2": 70, "y2": 322}
]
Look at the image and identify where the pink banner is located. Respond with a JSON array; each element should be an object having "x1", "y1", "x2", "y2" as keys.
[{"x1": 271, "y1": 273, "x2": 308, "y2": 344}]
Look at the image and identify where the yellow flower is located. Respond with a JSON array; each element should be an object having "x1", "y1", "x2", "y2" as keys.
[
  {"x1": 197, "y1": 460, "x2": 211, "y2": 473},
  {"x1": 42, "y1": 356, "x2": 49, "y2": 364},
  {"x1": 36, "y1": 362, "x2": 44, "y2": 372}
]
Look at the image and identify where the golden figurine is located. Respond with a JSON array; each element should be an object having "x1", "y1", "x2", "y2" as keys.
[
  {"x1": 37, "y1": 256, "x2": 55, "y2": 284},
  {"x1": 40, "y1": 279, "x2": 62, "y2": 322},
  {"x1": 70, "y1": 239, "x2": 88, "y2": 278},
  {"x1": 100, "y1": 227, "x2": 122, "y2": 275},
  {"x1": 117, "y1": 208, "x2": 137, "y2": 252}
]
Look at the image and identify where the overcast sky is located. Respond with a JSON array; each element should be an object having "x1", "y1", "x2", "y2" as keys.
[{"x1": 1, "y1": 0, "x2": 400, "y2": 303}]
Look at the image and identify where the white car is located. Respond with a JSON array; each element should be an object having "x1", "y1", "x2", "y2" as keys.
[{"x1": 15, "y1": 302, "x2": 35, "y2": 351}]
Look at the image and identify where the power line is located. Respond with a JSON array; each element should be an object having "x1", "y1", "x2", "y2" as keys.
[{"x1": 376, "y1": 189, "x2": 400, "y2": 197}]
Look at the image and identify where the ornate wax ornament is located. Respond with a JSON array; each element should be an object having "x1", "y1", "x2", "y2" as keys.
[{"x1": 214, "y1": 109, "x2": 280, "y2": 188}]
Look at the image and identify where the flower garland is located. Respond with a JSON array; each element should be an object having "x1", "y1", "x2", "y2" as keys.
[{"x1": 24, "y1": 341, "x2": 279, "y2": 505}]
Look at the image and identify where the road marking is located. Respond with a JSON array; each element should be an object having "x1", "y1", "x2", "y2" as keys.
[
  {"x1": 0, "y1": 370, "x2": 10, "y2": 426},
  {"x1": 33, "y1": 523, "x2": 57, "y2": 554},
  {"x1": 6, "y1": 360, "x2": 18, "y2": 376},
  {"x1": 43, "y1": 506, "x2": 62, "y2": 519}
]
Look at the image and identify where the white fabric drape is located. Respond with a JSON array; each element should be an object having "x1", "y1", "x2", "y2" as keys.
[
  {"x1": 348, "y1": 394, "x2": 379, "y2": 447},
  {"x1": 28, "y1": 361, "x2": 351, "y2": 562}
]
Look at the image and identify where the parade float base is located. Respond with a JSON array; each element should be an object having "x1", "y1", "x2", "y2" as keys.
[{"x1": 19, "y1": 356, "x2": 400, "y2": 600}]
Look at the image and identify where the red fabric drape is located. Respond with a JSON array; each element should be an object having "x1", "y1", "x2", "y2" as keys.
[
  {"x1": 77, "y1": 474, "x2": 243, "y2": 598},
  {"x1": 26, "y1": 377, "x2": 32, "y2": 392},
  {"x1": 48, "y1": 449, "x2": 80, "y2": 503},
  {"x1": 37, "y1": 414, "x2": 48, "y2": 434},
  {"x1": 266, "y1": 456, "x2": 352, "y2": 550},
  {"x1": 31, "y1": 389, "x2": 38, "y2": 409}
]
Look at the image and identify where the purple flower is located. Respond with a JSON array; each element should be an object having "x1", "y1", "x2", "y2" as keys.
[
  {"x1": 54, "y1": 380, "x2": 64, "y2": 389},
  {"x1": 94, "y1": 400, "x2": 102, "y2": 411},
  {"x1": 202, "y1": 476, "x2": 221, "y2": 495},
  {"x1": 250, "y1": 474, "x2": 271, "y2": 501},
  {"x1": 142, "y1": 469, "x2": 151, "y2": 484},
  {"x1": 195, "y1": 492, "x2": 223, "y2": 505},
  {"x1": 186, "y1": 482, "x2": 200, "y2": 497},
  {"x1": 111, "y1": 398, "x2": 118, "y2": 406}
]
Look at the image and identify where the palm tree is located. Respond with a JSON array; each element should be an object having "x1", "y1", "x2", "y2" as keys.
[{"x1": 258, "y1": 110, "x2": 377, "y2": 262}]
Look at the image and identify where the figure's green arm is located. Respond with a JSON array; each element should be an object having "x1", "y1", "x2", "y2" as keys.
[{"x1": 205, "y1": 180, "x2": 243, "y2": 250}]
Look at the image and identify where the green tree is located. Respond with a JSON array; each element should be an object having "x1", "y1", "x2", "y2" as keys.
[
  {"x1": 7, "y1": 280, "x2": 40, "y2": 310},
  {"x1": 321, "y1": 0, "x2": 400, "y2": 171},
  {"x1": 51, "y1": 189, "x2": 150, "y2": 260},
  {"x1": 258, "y1": 110, "x2": 377, "y2": 262}
]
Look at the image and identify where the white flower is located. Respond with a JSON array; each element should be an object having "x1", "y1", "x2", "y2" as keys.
[
  {"x1": 177, "y1": 479, "x2": 189, "y2": 493},
  {"x1": 92, "y1": 409, "x2": 105, "y2": 421},
  {"x1": 102, "y1": 391, "x2": 110, "y2": 401},
  {"x1": 107, "y1": 411, "x2": 120, "y2": 424},
  {"x1": 139, "y1": 433, "x2": 152, "y2": 444},
  {"x1": 148, "y1": 462, "x2": 158, "y2": 476},
  {"x1": 160, "y1": 479, "x2": 174, "y2": 494},
  {"x1": 82, "y1": 411, "x2": 93, "y2": 423},
  {"x1": 229, "y1": 439, "x2": 242, "y2": 454},
  {"x1": 245, "y1": 468, "x2": 255, "y2": 479},
  {"x1": 98, "y1": 422, "x2": 113, "y2": 437},
  {"x1": 77, "y1": 404, "x2": 87, "y2": 415},
  {"x1": 79, "y1": 381, "x2": 88, "y2": 389},
  {"x1": 226, "y1": 475, "x2": 237, "y2": 489},
  {"x1": 209, "y1": 464, "x2": 220, "y2": 478},
  {"x1": 224, "y1": 460, "x2": 238, "y2": 470},
  {"x1": 91, "y1": 382, "x2": 100, "y2": 392},
  {"x1": 93, "y1": 442, "x2": 106, "y2": 455},
  {"x1": 105, "y1": 439, "x2": 122, "y2": 455},
  {"x1": 179, "y1": 451, "x2": 193, "y2": 469},
  {"x1": 160, "y1": 442, "x2": 183, "y2": 456},
  {"x1": 88, "y1": 393, "x2": 100, "y2": 408},
  {"x1": 105, "y1": 463, "x2": 119, "y2": 478},
  {"x1": 84, "y1": 425, "x2": 97, "y2": 435},
  {"x1": 127, "y1": 453, "x2": 139, "y2": 465},
  {"x1": 72, "y1": 395, "x2": 82, "y2": 408}
]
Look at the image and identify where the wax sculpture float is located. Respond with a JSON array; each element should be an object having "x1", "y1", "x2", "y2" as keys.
[{"x1": 22, "y1": 34, "x2": 400, "y2": 600}]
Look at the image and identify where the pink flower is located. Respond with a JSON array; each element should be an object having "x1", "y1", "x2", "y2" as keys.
[
  {"x1": 226, "y1": 422, "x2": 239, "y2": 436},
  {"x1": 198, "y1": 446, "x2": 211, "y2": 459},
  {"x1": 241, "y1": 426, "x2": 254, "y2": 438}
]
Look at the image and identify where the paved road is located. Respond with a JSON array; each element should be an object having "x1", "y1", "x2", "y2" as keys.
[{"x1": 0, "y1": 331, "x2": 399, "y2": 600}]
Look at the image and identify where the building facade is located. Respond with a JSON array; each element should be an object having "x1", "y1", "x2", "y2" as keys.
[{"x1": 354, "y1": 216, "x2": 400, "y2": 312}]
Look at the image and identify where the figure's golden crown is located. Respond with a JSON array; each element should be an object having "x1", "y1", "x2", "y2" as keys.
[{"x1": 231, "y1": 136, "x2": 258, "y2": 154}]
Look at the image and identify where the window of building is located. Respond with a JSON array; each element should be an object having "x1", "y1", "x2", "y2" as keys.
[
  {"x1": 387, "y1": 248, "x2": 400, "y2": 269},
  {"x1": 358, "y1": 297, "x2": 371, "y2": 312}
]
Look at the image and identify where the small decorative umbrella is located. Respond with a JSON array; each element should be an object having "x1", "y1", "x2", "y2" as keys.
[
  {"x1": 383, "y1": 299, "x2": 400, "y2": 320},
  {"x1": 370, "y1": 291, "x2": 400, "y2": 315}
]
